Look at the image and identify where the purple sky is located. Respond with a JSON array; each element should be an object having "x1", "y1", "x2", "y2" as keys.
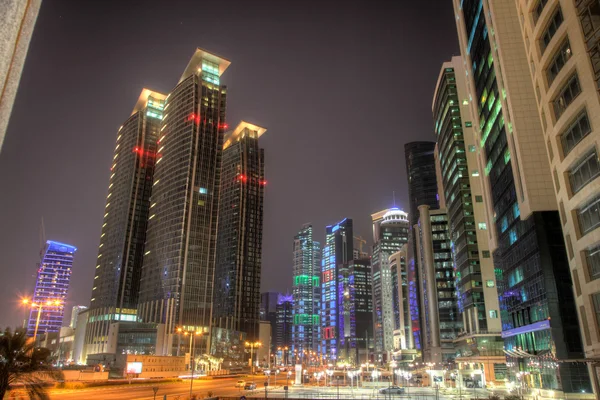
[{"x1": 0, "y1": 0, "x2": 459, "y2": 327}]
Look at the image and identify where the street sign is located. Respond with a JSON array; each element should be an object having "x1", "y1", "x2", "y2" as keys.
[
  {"x1": 152, "y1": 387, "x2": 159, "y2": 394},
  {"x1": 264, "y1": 381, "x2": 269, "y2": 386},
  {"x1": 283, "y1": 385, "x2": 288, "y2": 391}
]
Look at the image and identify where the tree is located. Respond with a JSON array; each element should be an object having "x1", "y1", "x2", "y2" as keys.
[{"x1": 0, "y1": 327, "x2": 62, "y2": 399}]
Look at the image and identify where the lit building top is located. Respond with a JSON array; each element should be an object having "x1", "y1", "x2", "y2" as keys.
[
  {"x1": 223, "y1": 121, "x2": 267, "y2": 150},
  {"x1": 178, "y1": 47, "x2": 231, "y2": 83},
  {"x1": 130, "y1": 88, "x2": 167, "y2": 116}
]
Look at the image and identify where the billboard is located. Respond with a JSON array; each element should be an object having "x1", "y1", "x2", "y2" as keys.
[{"x1": 126, "y1": 362, "x2": 143, "y2": 374}]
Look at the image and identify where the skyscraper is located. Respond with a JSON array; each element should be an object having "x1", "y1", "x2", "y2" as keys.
[
  {"x1": 138, "y1": 49, "x2": 229, "y2": 347},
  {"x1": 433, "y1": 58, "x2": 505, "y2": 386},
  {"x1": 85, "y1": 89, "x2": 165, "y2": 355},
  {"x1": 213, "y1": 121, "x2": 266, "y2": 341},
  {"x1": 27, "y1": 241, "x2": 76, "y2": 336},
  {"x1": 453, "y1": 1, "x2": 590, "y2": 393},
  {"x1": 0, "y1": 0, "x2": 41, "y2": 152},
  {"x1": 389, "y1": 247, "x2": 415, "y2": 352},
  {"x1": 404, "y1": 142, "x2": 440, "y2": 228},
  {"x1": 322, "y1": 218, "x2": 354, "y2": 361},
  {"x1": 370, "y1": 208, "x2": 409, "y2": 362},
  {"x1": 516, "y1": 0, "x2": 600, "y2": 387},
  {"x1": 292, "y1": 224, "x2": 321, "y2": 356},
  {"x1": 275, "y1": 293, "x2": 293, "y2": 362}
]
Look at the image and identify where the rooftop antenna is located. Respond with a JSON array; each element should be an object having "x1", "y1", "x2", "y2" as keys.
[
  {"x1": 39, "y1": 217, "x2": 46, "y2": 258},
  {"x1": 393, "y1": 191, "x2": 396, "y2": 208}
]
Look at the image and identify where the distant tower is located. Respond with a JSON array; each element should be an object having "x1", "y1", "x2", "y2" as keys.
[
  {"x1": 27, "y1": 241, "x2": 76, "y2": 336},
  {"x1": 291, "y1": 224, "x2": 322, "y2": 355},
  {"x1": 138, "y1": 49, "x2": 230, "y2": 349},
  {"x1": 70, "y1": 305, "x2": 87, "y2": 329},
  {"x1": 213, "y1": 122, "x2": 267, "y2": 341},
  {"x1": 370, "y1": 208, "x2": 409, "y2": 362}
]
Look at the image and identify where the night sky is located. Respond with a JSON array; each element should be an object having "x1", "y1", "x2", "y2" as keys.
[{"x1": 0, "y1": 0, "x2": 459, "y2": 328}]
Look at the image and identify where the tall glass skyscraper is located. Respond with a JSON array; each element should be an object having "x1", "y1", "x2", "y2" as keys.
[
  {"x1": 292, "y1": 224, "x2": 322, "y2": 356},
  {"x1": 27, "y1": 241, "x2": 76, "y2": 336},
  {"x1": 213, "y1": 121, "x2": 266, "y2": 341},
  {"x1": 84, "y1": 89, "x2": 165, "y2": 355},
  {"x1": 138, "y1": 49, "x2": 229, "y2": 345},
  {"x1": 321, "y1": 218, "x2": 354, "y2": 361},
  {"x1": 432, "y1": 57, "x2": 504, "y2": 387},
  {"x1": 370, "y1": 208, "x2": 409, "y2": 362},
  {"x1": 405, "y1": 142, "x2": 440, "y2": 228},
  {"x1": 453, "y1": 1, "x2": 590, "y2": 392}
]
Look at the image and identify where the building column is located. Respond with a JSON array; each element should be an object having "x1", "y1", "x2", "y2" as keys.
[{"x1": 419, "y1": 205, "x2": 441, "y2": 349}]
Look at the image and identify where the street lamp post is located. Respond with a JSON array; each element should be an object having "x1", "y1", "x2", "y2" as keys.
[
  {"x1": 326, "y1": 369, "x2": 333, "y2": 387},
  {"x1": 183, "y1": 330, "x2": 203, "y2": 399},
  {"x1": 245, "y1": 341, "x2": 262, "y2": 382}
]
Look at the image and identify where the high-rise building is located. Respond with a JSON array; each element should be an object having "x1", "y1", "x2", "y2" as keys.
[
  {"x1": 291, "y1": 224, "x2": 322, "y2": 356},
  {"x1": 0, "y1": 0, "x2": 41, "y2": 152},
  {"x1": 322, "y1": 218, "x2": 354, "y2": 361},
  {"x1": 85, "y1": 89, "x2": 165, "y2": 355},
  {"x1": 70, "y1": 305, "x2": 87, "y2": 330},
  {"x1": 370, "y1": 208, "x2": 409, "y2": 362},
  {"x1": 138, "y1": 49, "x2": 229, "y2": 352},
  {"x1": 275, "y1": 293, "x2": 293, "y2": 363},
  {"x1": 340, "y1": 257, "x2": 373, "y2": 365},
  {"x1": 27, "y1": 241, "x2": 76, "y2": 336},
  {"x1": 405, "y1": 142, "x2": 440, "y2": 228},
  {"x1": 414, "y1": 207, "x2": 461, "y2": 363},
  {"x1": 452, "y1": 1, "x2": 590, "y2": 393},
  {"x1": 515, "y1": 0, "x2": 600, "y2": 388},
  {"x1": 389, "y1": 248, "x2": 414, "y2": 352},
  {"x1": 213, "y1": 121, "x2": 266, "y2": 341},
  {"x1": 433, "y1": 57, "x2": 505, "y2": 386}
]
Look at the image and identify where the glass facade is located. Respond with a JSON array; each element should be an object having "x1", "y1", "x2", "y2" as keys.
[
  {"x1": 458, "y1": 1, "x2": 590, "y2": 391},
  {"x1": 138, "y1": 51, "x2": 229, "y2": 336},
  {"x1": 371, "y1": 209, "x2": 409, "y2": 360},
  {"x1": 292, "y1": 225, "x2": 322, "y2": 356},
  {"x1": 213, "y1": 123, "x2": 266, "y2": 341},
  {"x1": 433, "y1": 66, "x2": 487, "y2": 333},
  {"x1": 27, "y1": 241, "x2": 76, "y2": 336}
]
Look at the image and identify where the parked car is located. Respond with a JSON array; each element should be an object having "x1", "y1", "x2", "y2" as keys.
[
  {"x1": 379, "y1": 386, "x2": 405, "y2": 395},
  {"x1": 244, "y1": 382, "x2": 257, "y2": 390},
  {"x1": 235, "y1": 380, "x2": 246, "y2": 388}
]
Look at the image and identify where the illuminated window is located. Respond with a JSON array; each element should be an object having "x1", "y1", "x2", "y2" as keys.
[
  {"x1": 482, "y1": 251, "x2": 491, "y2": 258},
  {"x1": 478, "y1": 222, "x2": 487, "y2": 230},
  {"x1": 486, "y1": 280, "x2": 495, "y2": 288},
  {"x1": 199, "y1": 187, "x2": 208, "y2": 194},
  {"x1": 472, "y1": 170, "x2": 480, "y2": 177},
  {"x1": 489, "y1": 310, "x2": 498, "y2": 318}
]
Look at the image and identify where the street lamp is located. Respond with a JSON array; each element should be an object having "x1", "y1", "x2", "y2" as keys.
[
  {"x1": 326, "y1": 369, "x2": 333, "y2": 387},
  {"x1": 181, "y1": 330, "x2": 204, "y2": 399},
  {"x1": 21, "y1": 298, "x2": 62, "y2": 341},
  {"x1": 245, "y1": 341, "x2": 262, "y2": 380}
]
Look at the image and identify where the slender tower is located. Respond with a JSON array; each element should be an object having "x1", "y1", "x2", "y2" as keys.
[
  {"x1": 291, "y1": 225, "x2": 322, "y2": 356},
  {"x1": 84, "y1": 89, "x2": 165, "y2": 355},
  {"x1": 138, "y1": 49, "x2": 229, "y2": 350},
  {"x1": 213, "y1": 121, "x2": 267, "y2": 341}
]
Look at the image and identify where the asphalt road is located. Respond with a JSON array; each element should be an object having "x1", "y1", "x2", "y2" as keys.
[{"x1": 44, "y1": 377, "x2": 251, "y2": 400}]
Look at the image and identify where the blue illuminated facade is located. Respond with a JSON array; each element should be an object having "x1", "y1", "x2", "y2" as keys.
[
  {"x1": 27, "y1": 241, "x2": 76, "y2": 336},
  {"x1": 321, "y1": 218, "x2": 353, "y2": 361}
]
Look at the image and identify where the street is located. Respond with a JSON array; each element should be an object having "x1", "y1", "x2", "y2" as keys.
[
  {"x1": 5, "y1": 378, "x2": 498, "y2": 400},
  {"x1": 43, "y1": 377, "x2": 245, "y2": 400}
]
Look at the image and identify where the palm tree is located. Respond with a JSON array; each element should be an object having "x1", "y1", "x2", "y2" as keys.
[{"x1": 0, "y1": 327, "x2": 62, "y2": 399}]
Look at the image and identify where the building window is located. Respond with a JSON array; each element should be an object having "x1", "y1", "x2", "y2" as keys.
[
  {"x1": 569, "y1": 150, "x2": 600, "y2": 195},
  {"x1": 592, "y1": 292, "x2": 600, "y2": 328},
  {"x1": 486, "y1": 280, "x2": 495, "y2": 288},
  {"x1": 482, "y1": 251, "x2": 491, "y2": 258},
  {"x1": 586, "y1": 245, "x2": 600, "y2": 281},
  {"x1": 540, "y1": 7, "x2": 563, "y2": 53},
  {"x1": 469, "y1": 145, "x2": 476, "y2": 152},
  {"x1": 472, "y1": 170, "x2": 480, "y2": 177},
  {"x1": 578, "y1": 195, "x2": 600, "y2": 236},
  {"x1": 478, "y1": 222, "x2": 487, "y2": 230},
  {"x1": 489, "y1": 310, "x2": 498, "y2": 319},
  {"x1": 475, "y1": 195, "x2": 483, "y2": 202},
  {"x1": 561, "y1": 110, "x2": 592, "y2": 156},
  {"x1": 465, "y1": 121, "x2": 473, "y2": 127},
  {"x1": 553, "y1": 74, "x2": 581, "y2": 120},
  {"x1": 546, "y1": 39, "x2": 572, "y2": 85},
  {"x1": 533, "y1": 0, "x2": 549, "y2": 24}
]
